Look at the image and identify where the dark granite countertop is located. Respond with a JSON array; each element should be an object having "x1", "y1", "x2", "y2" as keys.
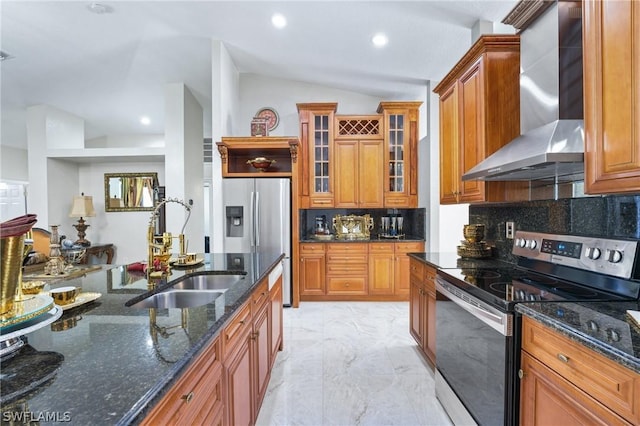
[
  {"x1": 299, "y1": 234, "x2": 425, "y2": 243},
  {"x1": 0, "y1": 251, "x2": 284, "y2": 425},
  {"x1": 407, "y1": 251, "x2": 511, "y2": 270},
  {"x1": 516, "y1": 302, "x2": 640, "y2": 374}
]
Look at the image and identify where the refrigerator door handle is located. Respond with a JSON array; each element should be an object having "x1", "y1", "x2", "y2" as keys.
[
  {"x1": 250, "y1": 191, "x2": 256, "y2": 248},
  {"x1": 255, "y1": 191, "x2": 260, "y2": 247}
]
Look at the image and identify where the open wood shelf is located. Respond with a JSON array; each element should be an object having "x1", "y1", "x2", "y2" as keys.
[{"x1": 217, "y1": 136, "x2": 299, "y2": 177}]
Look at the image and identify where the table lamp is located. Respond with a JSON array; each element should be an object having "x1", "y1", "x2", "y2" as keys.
[{"x1": 69, "y1": 193, "x2": 96, "y2": 246}]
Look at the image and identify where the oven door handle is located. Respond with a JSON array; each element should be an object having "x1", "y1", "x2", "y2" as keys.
[{"x1": 436, "y1": 277, "x2": 512, "y2": 336}]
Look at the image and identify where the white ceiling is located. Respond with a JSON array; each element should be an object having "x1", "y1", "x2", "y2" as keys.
[{"x1": 1, "y1": 0, "x2": 518, "y2": 149}]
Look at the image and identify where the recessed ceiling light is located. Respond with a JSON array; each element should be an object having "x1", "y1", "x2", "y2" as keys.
[
  {"x1": 271, "y1": 13, "x2": 287, "y2": 29},
  {"x1": 372, "y1": 33, "x2": 389, "y2": 48},
  {"x1": 140, "y1": 116, "x2": 151, "y2": 126}
]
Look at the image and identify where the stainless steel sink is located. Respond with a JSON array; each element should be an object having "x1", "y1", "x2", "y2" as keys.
[
  {"x1": 171, "y1": 274, "x2": 245, "y2": 291},
  {"x1": 129, "y1": 289, "x2": 223, "y2": 309}
]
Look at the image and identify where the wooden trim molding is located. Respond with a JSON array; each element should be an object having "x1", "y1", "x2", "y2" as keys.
[{"x1": 502, "y1": 0, "x2": 555, "y2": 32}]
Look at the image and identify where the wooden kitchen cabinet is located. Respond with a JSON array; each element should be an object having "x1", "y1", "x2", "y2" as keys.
[
  {"x1": 378, "y1": 102, "x2": 422, "y2": 208},
  {"x1": 409, "y1": 258, "x2": 436, "y2": 367},
  {"x1": 369, "y1": 241, "x2": 424, "y2": 297},
  {"x1": 299, "y1": 243, "x2": 326, "y2": 296},
  {"x1": 251, "y1": 280, "x2": 271, "y2": 415},
  {"x1": 519, "y1": 316, "x2": 640, "y2": 426},
  {"x1": 142, "y1": 337, "x2": 223, "y2": 425},
  {"x1": 433, "y1": 35, "x2": 521, "y2": 204},
  {"x1": 583, "y1": 0, "x2": 640, "y2": 194},
  {"x1": 297, "y1": 103, "x2": 338, "y2": 208},
  {"x1": 326, "y1": 243, "x2": 368, "y2": 295},
  {"x1": 269, "y1": 273, "x2": 284, "y2": 368},
  {"x1": 216, "y1": 136, "x2": 299, "y2": 178},
  {"x1": 334, "y1": 138, "x2": 384, "y2": 208}
]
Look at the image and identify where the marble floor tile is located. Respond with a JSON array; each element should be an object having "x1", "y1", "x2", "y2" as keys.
[{"x1": 256, "y1": 302, "x2": 453, "y2": 426}]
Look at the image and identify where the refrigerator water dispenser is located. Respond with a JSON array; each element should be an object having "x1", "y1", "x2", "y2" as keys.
[{"x1": 226, "y1": 206, "x2": 244, "y2": 237}]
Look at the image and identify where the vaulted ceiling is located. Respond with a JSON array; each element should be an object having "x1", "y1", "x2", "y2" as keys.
[{"x1": 1, "y1": 1, "x2": 517, "y2": 149}]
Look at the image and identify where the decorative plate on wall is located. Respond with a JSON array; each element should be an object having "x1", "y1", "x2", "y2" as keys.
[{"x1": 255, "y1": 107, "x2": 279, "y2": 131}]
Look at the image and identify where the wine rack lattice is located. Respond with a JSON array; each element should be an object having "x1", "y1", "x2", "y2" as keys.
[{"x1": 337, "y1": 119, "x2": 381, "y2": 136}]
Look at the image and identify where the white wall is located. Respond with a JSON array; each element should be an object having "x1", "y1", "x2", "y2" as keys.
[
  {"x1": 210, "y1": 41, "x2": 240, "y2": 253},
  {"x1": 78, "y1": 161, "x2": 165, "y2": 264},
  {"x1": 85, "y1": 134, "x2": 164, "y2": 149},
  {"x1": 0, "y1": 146, "x2": 28, "y2": 181}
]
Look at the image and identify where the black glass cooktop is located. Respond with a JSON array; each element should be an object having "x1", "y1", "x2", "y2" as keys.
[{"x1": 438, "y1": 265, "x2": 634, "y2": 312}]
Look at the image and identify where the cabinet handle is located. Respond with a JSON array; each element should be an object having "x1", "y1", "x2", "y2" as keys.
[
  {"x1": 518, "y1": 369, "x2": 525, "y2": 379},
  {"x1": 345, "y1": 282, "x2": 350, "y2": 287},
  {"x1": 181, "y1": 392, "x2": 194, "y2": 404},
  {"x1": 557, "y1": 353, "x2": 570, "y2": 363}
]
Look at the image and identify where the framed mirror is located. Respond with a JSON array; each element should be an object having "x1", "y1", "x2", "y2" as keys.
[{"x1": 104, "y1": 172, "x2": 158, "y2": 212}]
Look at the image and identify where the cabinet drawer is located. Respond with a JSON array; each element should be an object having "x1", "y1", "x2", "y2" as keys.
[
  {"x1": 326, "y1": 253, "x2": 368, "y2": 264},
  {"x1": 409, "y1": 259, "x2": 425, "y2": 280},
  {"x1": 142, "y1": 338, "x2": 222, "y2": 425},
  {"x1": 395, "y1": 242, "x2": 425, "y2": 253},
  {"x1": 251, "y1": 279, "x2": 269, "y2": 315},
  {"x1": 300, "y1": 243, "x2": 326, "y2": 253},
  {"x1": 327, "y1": 277, "x2": 367, "y2": 294},
  {"x1": 326, "y1": 243, "x2": 368, "y2": 253},
  {"x1": 369, "y1": 243, "x2": 394, "y2": 253},
  {"x1": 326, "y1": 263, "x2": 367, "y2": 275},
  {"x1": 522, "y1": 317, "x2": 640, "y2": 424},
  {"x1": 310, "y1": 197, "x2": 334, "y2": 207},
  {"x1": 222, "y1": 302, "x2": 252, "y2": 358}
]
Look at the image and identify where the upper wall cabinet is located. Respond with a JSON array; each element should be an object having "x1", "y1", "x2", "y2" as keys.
[
  {"x1": 297, "y1": 103, "x2": 338, "y2": 208},
  {"x1": 584, "y1": 0, "x2": 640, "y2": 194},
  {"x1": 378, "y1": 102, "x2": 422, "y2": 208},
  {"x1": 216, "y1": 136, "x2": 299, "y2": 178},
  {"x1": 433, "y1": 35, "x2": 521, "y2": 204}
]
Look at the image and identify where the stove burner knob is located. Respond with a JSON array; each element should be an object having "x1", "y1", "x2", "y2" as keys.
[
  {"x1": 586, "y1": 247, "x2": 601, "y2": 260},
  {"x1": 606, "y1": 329, "x2": 621, "y2": 342},
  {"x1": 516, "y1": 238, "x2": 526, "y2": 248},
  {"x1": 586, "y1": 320, "x2": 599, "y2": 332},
  {"x1": 516, "y1": 290, "x2": 526, "y2": 300},
  {"x1": 526, "y1": 239, "x2": 537, "y2": 250},
  {"x1": 528, "y1": 294, "x2": 537, "y2": 301},
  {"x1": 606, "y1": 249, "x2": 623, "y2": 263}
]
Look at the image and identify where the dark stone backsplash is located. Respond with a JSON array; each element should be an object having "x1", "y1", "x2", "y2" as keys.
[
  {"x1": 470, "y1": 195, "x2": 640, "y2": 262},
  {"x1": 300, "y1": 208, "x2": 426, "y2": 240}
]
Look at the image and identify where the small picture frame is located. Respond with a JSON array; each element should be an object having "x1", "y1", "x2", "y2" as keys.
[{"x1": 251, "y1": 117, "x2": 269, "y2": 136}]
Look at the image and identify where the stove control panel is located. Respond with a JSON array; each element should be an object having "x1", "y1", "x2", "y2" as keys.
[{"x1": 513, "y1": 231, "x2": 639, "y2": 279}]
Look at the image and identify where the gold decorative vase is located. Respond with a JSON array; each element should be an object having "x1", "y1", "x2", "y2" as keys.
[{"x1": 1, "y1": 234, "x2": 26, "y2": 319}]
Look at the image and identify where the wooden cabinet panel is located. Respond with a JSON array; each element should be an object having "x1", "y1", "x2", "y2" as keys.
[
  {"x1": 434, "y1": 35, "x2": 520, "y2": 204},
  {"x1": 408, "y1": 258, "x2": 435, "y2": 367},
  {"x1": 221, "y1": 302, "x2": 252, "y2": 359},
  {"x1": 521, "y1": 317, "x2": 639, "y2": 424},
  {"x1": 269, "y1": 275, "x2": 283, "y2": 368},
  {"x1": 142, "y1": 337, "x2": 222, "y2": 426},
  {"x1": 327, "y1": 276, "x2": 367, "y2": 294},
  {"x1": 334, "y1": 139, "x2": 384, "y2": 208},
  {"x1": 300, "y1": 243, "x2": 326, "y2": 296},
  {"x1": 225, "y1": 336, "x2": 253, "y2": 426},
  {"x1": 395, "y1": 242, "x2": 424, "y2": 296},
  {"x1": 584, "y1": 0, "x2": 640, "y2": 194},
  {"x1": 520, "y1": 352, "x2": 631, "y2": 426},
  {"x1": 377, "y1": 102, "x2": 422, "y2": 208},
  {"x1": 252, "y1": 301, "x2": 270, "y2": 413},
  {"x1": 368, "y1": 252, "x2": 394, "y2": 295}
]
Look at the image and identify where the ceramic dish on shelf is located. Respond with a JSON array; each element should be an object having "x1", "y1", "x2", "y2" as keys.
[
  {"x1": 56, "y1": 292, "x2": 101, "y2": 311},
  {"x1": 0, "y1": 295, "x2": 54, "y2": 330}
]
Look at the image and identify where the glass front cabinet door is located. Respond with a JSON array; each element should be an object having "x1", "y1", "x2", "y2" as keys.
[
  {"x1": 297, "y1": 103, "x2": 337, "y2": 208},
  {"x1": 378, "y1": 101, "x2": 422, "y2": 208}
]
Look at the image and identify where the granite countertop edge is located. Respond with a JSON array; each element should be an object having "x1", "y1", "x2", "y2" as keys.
[
  {"x1": 516, "y1": 304, "x2": 640, "y2": 374},
  {"x1": 118, "y1": 253, "x2": 285, "y2": 425},
  {"x1": 300, "y1": 235, "x2": 425, "y2": 243}
]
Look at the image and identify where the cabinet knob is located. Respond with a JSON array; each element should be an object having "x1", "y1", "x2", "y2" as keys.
[
  {"x1": 518, "y1": 369, "x2": 525, "y2": 379},
  {"x1": 181, "y1": 391, "x2": 194, "y2": 403},
  {"x1": 557, "y1": 353, "x2": 570, "y2": 363}
]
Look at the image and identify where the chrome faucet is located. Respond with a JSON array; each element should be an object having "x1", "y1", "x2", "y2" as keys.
[{"x1": 147, "y1": 197, "x2": 191, "y2": 283}]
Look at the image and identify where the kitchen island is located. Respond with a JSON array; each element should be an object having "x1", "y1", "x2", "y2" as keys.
[{"x1": 0, "y1": 251, "x2": 284, "y2": 425}]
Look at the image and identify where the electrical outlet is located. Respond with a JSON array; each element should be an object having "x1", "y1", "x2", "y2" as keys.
[{"x1": 506, "y1": 222, "x2": 515, "y2": 239}]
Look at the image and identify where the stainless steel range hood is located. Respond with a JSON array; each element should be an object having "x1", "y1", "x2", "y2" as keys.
[{"x1": 463, "y1": 1, "x2": 584, "y2": 182}]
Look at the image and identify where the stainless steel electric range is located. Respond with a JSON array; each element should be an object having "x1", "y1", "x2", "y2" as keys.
[{"x1": 434, "y1": 231, "x2": 640, "y2": 426}]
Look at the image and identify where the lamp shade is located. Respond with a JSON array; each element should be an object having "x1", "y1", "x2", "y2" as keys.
[{"x1": 69, "y1": 195, "x2": 96, "y2": 218}]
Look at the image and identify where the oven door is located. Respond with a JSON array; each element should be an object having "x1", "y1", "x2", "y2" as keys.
[{"x1": 435, "y1": 275, "x2": 515, "y2": 426}]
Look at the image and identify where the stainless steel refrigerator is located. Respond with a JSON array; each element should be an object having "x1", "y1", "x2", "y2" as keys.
[{"x1": 222, "y1": 178, "x2": 292, "y2": 306}]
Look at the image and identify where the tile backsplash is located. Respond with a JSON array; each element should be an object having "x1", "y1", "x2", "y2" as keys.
[{"x1": 469, "y1": 195, "x2": 640, "y2": 262}]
